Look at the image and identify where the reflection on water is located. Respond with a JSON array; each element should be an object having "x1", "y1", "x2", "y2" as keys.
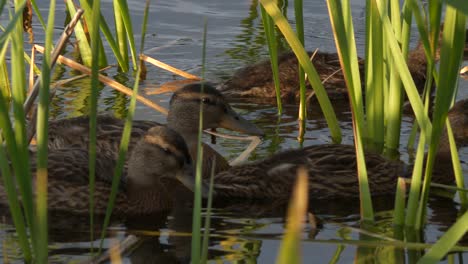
[{"x1": 1, "y1": 0, "x2": 468, "y2": 263}]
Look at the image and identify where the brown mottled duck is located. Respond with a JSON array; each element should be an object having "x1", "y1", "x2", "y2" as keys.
[
  {"x1": 191, "y1": 98, "x2": 468, "y2": 201},
  {"x1": 218, "y1": 31, "x2": 468, "y2": 102},
  {"x1": 0, "y1": 126, "x2": 194, "y2": 215},
  {"x1": 43, "y1": 82, "x2": 263, "y2": 178}
]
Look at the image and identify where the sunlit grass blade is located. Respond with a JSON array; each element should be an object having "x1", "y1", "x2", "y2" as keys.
[
  {"x1": 259, "y1": 0, "x2": 342, "y2": 143},
  {"x1": 0, "y1": 4, "x2": 26, "y2": 46},
  {"x1": 0, "y1": 39, "x2": 10, "y2": 107},
  {"x1": 77, "y1": 0, "x2": 108, "y2": 68},
  {"x1": 88, "y1": 0, "x2": 102, "y2": 249},
  {"x1": 34, "y1": 0, "x2": 57, "y2": 261},
  {"x1": 65, "y1": 0, "x2": 92, "y2": 67},
  {"x1": 294, "y1": 0, "x2": 306, "y2": 143},
  {"x1": 191, "y1": 19, "x2": 208, "y2": 264},
  {"x1": 418, "y1": 210, "x2": 468, "y2": 263},
  {"x1": 444, "y1": 0, "x2": 468, "y2": 15},
  {"x1": 9, "y1": 0, "x2": 35, "y2": 247},
  {"x1": 276, "y1": 167, "x2": 308, "y2": 264},
  {"x1": 405, "y1": 137, "x2": 426, "y2": 227},
  {"x1": 99, "y1": 0, "x2": 151, "y2": 250},
  {"x1": 365, "y1": 0, "x2": 385, "y2": 152},
  {"x1": 114, "y1": 0, "x2": 137, "y2": 69},
  {"x1": 113, "y1": 2, "x2": 129, "y2": 68},
  {"x1": 384, "y1": 0, "x2": 411, "y2": 155},
  {"x1": 260, "y1": 5, "x2": 282, "y2": 115},
  {"x1": 373, "y1": 0, "x2": 432, "y2": 140},
  {"x1": 393, "y1": 178, "x2": 406, "y2": 227},
  {"x1": 326, "y1": 0, "x2": 373, "y2": 221}
]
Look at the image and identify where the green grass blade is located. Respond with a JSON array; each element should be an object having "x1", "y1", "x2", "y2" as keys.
[
  {"x1": 65, "y1": 1, "x2": 92, "y2": 67},
  {"x1": 200, "y1": 160, "x2": 216, "y2": 263},
  {"x1": 88, "y1": 0, "x2": 102, "y2": 250},
  {"x1": 114, "y1": 0, "x2": 137, "y2": 69},
  {"x1": 10, "y1": 0, "x2": 35, "y2": 242},
  {"x1": 374, "y1": 0, "x2": 432, "y2": 141},
  {"x1": 327, "y1": 0, "x2": 374, "y2": 221},
  {"x1": 259, "y1": 0, "x2": 342, "y2": 143},
  {"x1": 416, "y1": 8, "x2": 466, "y2": 229},
  {"x1": 417, "y1": 210, "x2": 468, "y2": 264},
  {"x1": 29, "y1": 0, "x2": 46, "y2": 30},
  {"x1": 0, "y1": 38, "x2": 10, "y2": 107},
  {"x1": 294, "y1": 0, "x2": 307, "y2": 143},
  {"x1": 0, "y1": 5, "x2": 26, "y2": 46},
  {"x1": 34, "y1": 0, "x2": 57, "y2": 261},
  {"x1": 260, "y1": 5, "x2": 282, "y2": 115},
  {"x1": 191, "y1": 19, "x2": 208, "y2": 264},
  {"x1": 99, "y1": 0, "x2": 151, "y2": 250},
  {"x1": 276, "y1": 168, "x2": 308, "y2": 264},
  {"x1": 443, "y1": 0, "x2": 468, "y2": 15},
  {"x1": 445, "y1": 120, "x2": 467, "y2": 205},
  {"x1": 113, "y1": 2, "x2": 129, "y2": 69}
]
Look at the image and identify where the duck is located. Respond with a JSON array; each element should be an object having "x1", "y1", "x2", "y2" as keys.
[
  {"x1": 217, "y1": 31, "x2": 468, "y2": 102},
  {"x1": 0, "y1": 126, "x2": 194, "y2": 215},
  {"x1": 189, "y1": 98, "x2": 467, "y2": 201},
  {"x1": 44, "y1": 82, "x2": 264, "y2": 178}
]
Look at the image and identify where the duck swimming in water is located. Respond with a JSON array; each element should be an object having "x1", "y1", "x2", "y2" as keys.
[
  {"x1": 192, "y1": 98, "x2": 468, "y2": 201},
  {"x1": 218, "y1": 31, "x2": 468, "y2": 102},
  {"x1": 43, "y1": 82, "x2": 263, "y2": 178},
  {"x1": 1, "y1": 126, "x2": 193, "y2": 215}
]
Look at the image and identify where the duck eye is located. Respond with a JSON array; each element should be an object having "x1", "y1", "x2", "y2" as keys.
[
  {"x1": 162, "y1": 148, "x2": 172, "y2": 155},
  {"x1": 223, "y1": 106, "x2": 228, "y2": 113},
  {"x1": 201, "y1": 98, "x2": 210, "y2": 104}
]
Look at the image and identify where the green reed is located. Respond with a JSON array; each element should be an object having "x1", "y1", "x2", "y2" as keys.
[
  {"x1": 259, "y1": 0, "x2": 342, "y2": 143},
  {"x1": 34, "y1": 0, "x2": 57, "y2": 261},
  {"x1": 88, "y1": 0, "x2": 102, "y2": 249},
  {"x1": 69, "y1": 0, "x2": 137, "y2": 71},
  {"x1": 260, "y1": 5, "x2": 282, "y2": 115},
  {"x1": 191, "y1": 19, "x2": 209, "y2": 264},
  {"x1": 99, "y1": 0, "x2": 152, "y2": 251}
]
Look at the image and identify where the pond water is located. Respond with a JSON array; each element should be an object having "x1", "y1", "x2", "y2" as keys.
[{"x1": 1, "y1": 0, "x2": 468, "y2": 263}]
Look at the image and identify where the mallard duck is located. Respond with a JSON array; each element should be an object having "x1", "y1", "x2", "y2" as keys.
[
  {"x1": 217, "y1": 32, "x2": 468, "y2": 102},
  {"x1": 0, "y1": 126, "x2": 193, "y2": 215},
  {"x1": 190, "y1": 99, "x2": 467, "y2": 201},
  {"x1": 44, "y1": 82, "x2": 263, "y2": 178}
]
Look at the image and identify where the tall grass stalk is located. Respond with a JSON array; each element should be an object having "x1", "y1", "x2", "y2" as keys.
[
  {"x1": 259, "y1": 0, "x2": 342, "y2": 143},
  {"x1": 276, "y1": 167, "x2": 308, "y2": 264},
  {"x1": 9, "y1": 0, "x2": 36, "y2": 255},
  {"x1": 260, "y1": 5, "x2": 282, "y2": 115},
  {"x1": 416, "y1": 8, "x2": 466, "y2": 229},
  {"x1": 99, "y1": 0, "x2": 152, "y2": 250},
  {"x1": 293, "y1": 0, "x2": 306, "y2": 143},
  {"x1": 445, "y1": 121, "x2": 467, "y2": 205},
  {"x1": 326, "y1": 0, "x2": 373, "y2": 221},
  {"x1": 113, "y1": 0, "x2": 137, "y2": 70},
  {"x1": 200, "y1": 160, "x2": 216, "y2": 263},
  {"x1": 190, "y1": 19, "x2": 208, "y2": 264},
  {"x1": 34, "y1": 0, "x2": 57, "y2": 261},
  {"x1": 65, "y1": 0, "x2": 92, "y2": 67},
  {"x1": 88, "y1": 0, "x2": 102, "y2": 249},
  {"x1": 418, "y1": 210, "x2": 468, "y2": 263}
]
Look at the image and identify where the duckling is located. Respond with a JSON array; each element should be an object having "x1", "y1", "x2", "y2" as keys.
[
  {"x1": 44, "y1": 82, "x2": 263, "y2": 177},
  {"x1": 0, "y1": 126, "x2": 193, "y2": 215},
  {"x1": 192, "y1": 99, "x2": 467, "y2": 201},
  {"x1": 218, "y1": 31, "x2": 468, "y2": 102}
]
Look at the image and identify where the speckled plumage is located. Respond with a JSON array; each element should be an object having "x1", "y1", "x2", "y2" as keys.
[
  {"x1": 40, "y1": 83, "x2": 262, "y2": 179},
  {"x1": 1, "y1": 126, "x2": 193, "y2": 215}
]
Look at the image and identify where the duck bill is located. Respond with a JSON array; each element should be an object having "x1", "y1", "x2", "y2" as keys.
[
  {"x1": 219, "y1": 106, "x2": 264, "y2": 136},
  {"x1": 175, "y1": 164, "x2": 211, "y2": 198}
]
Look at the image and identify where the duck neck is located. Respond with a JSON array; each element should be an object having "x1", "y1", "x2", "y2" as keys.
[
  {"x1": 167, "y1": 115, "x2": 200, "y2": 147},
  {"x1": 127, "y1": 181, "x2": 172, "y2": 214}
]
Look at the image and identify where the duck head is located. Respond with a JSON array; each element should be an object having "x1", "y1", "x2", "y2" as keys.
[
  {"x1": 167, "y1": 82, "x2": 264, "y2": 140},
  {"x1": 128, "y1": 126, "x2": 193, "y2": 197}
]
